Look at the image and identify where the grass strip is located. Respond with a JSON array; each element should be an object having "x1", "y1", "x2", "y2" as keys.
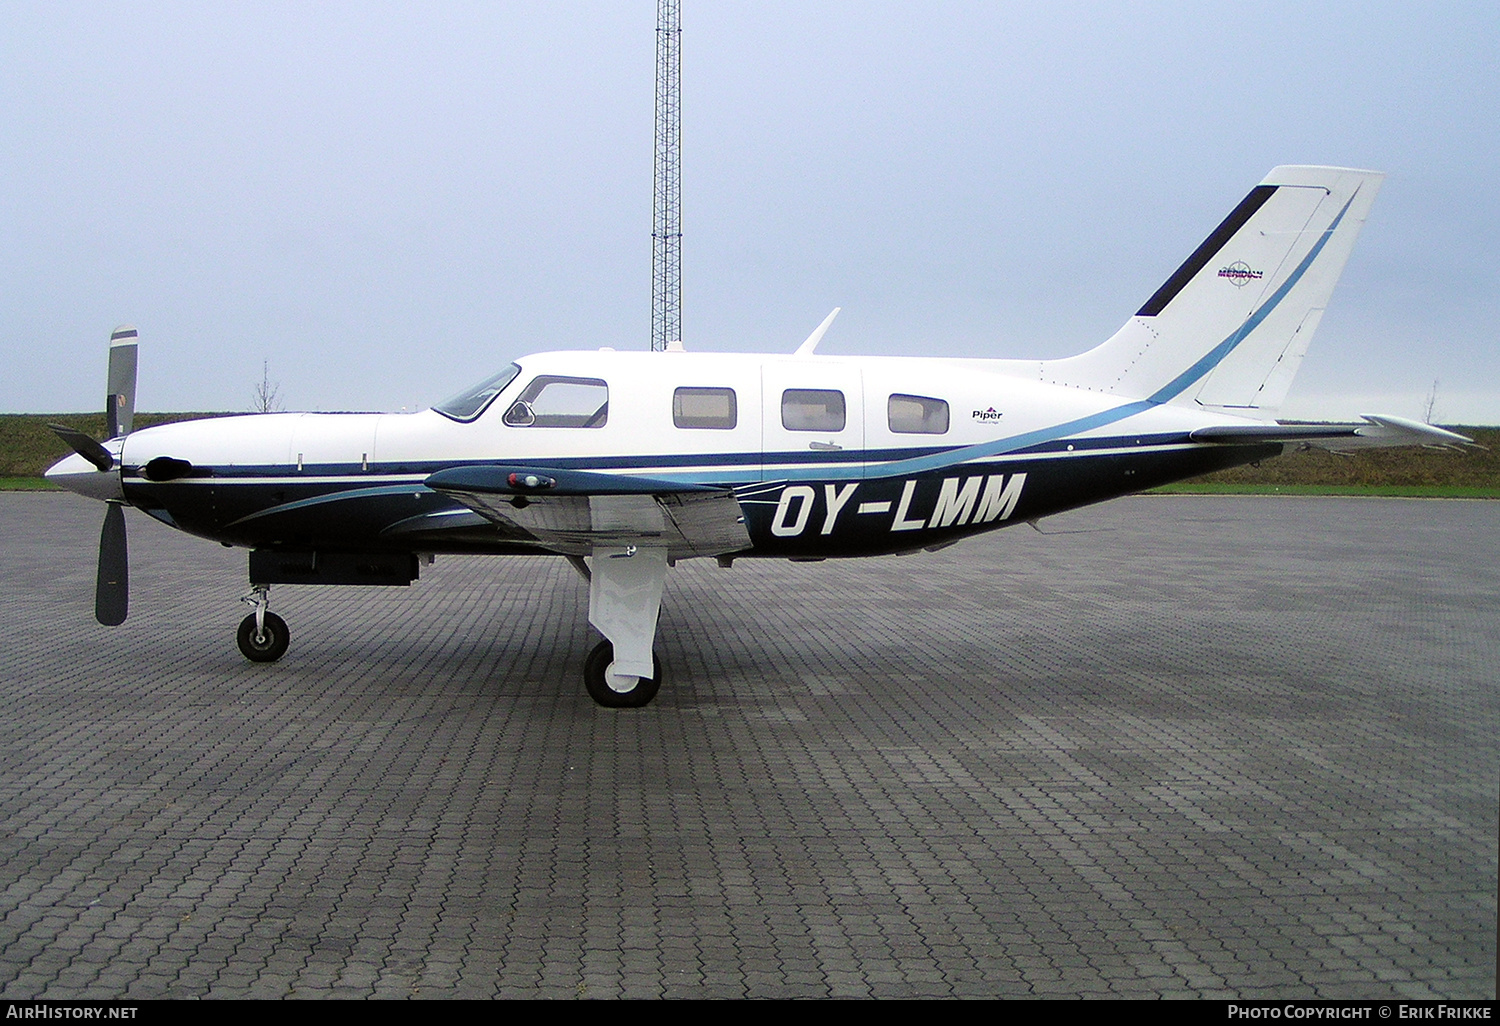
[{"x1": 1148, "y1": 483, "x2": 1500, "y2": 498}]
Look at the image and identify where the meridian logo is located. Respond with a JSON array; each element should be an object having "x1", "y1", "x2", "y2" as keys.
[
  {"x1": 972, "y1": 407, "x2": 1004, "y2": 422},
  {"x1": 1218, "y1": 261, "x2": 1264, "y2": 287}
]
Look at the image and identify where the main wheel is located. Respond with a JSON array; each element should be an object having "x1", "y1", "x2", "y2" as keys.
[
  {"x1": 583, "y1": 640, "x2": 662, "y2": 708},
  {"x1": 237, "y1": 612, "x2": 290, "y2": 663}
]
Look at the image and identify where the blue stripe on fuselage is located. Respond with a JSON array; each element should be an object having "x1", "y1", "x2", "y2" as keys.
[
  {"x1": 126, "y1": 428, "x2": 1199, "y2": 494},
  {"x1": 224, "y1": 484, "x2": 433, "y2": 527}
]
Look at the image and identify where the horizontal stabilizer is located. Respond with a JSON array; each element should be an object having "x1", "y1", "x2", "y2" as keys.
[
  {"x1": 1193, "y1": 415, "x2": 1472, "y2": 452},
  {"x1": 1190, "y1": 424, "x2": 1361, "y2": 443}
]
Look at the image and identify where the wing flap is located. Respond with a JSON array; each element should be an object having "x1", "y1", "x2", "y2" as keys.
[{"x1": 425, "y1": 466, "x2": 750, "y2": 558}]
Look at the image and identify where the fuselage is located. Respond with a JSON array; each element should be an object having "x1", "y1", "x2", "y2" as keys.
[{"x1": 69, "y1": 349, "x2": 1274, "y2": 560}]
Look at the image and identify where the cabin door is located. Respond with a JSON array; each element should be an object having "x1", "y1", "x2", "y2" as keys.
[{"x1": 759, "y1": 360, "x2": 865, "y2": 482}]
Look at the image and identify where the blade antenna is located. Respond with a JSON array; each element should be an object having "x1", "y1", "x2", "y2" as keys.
[{"x1": 794, "y1": 308, "x2": 842, "y2": 357}]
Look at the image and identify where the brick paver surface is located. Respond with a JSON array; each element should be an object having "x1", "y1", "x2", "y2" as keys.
[{"x1": 0, "y1": 492, "x2": 1494, "y2": 999}]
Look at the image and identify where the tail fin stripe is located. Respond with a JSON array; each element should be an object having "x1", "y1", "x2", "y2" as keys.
[
  {"x1": 1146, "y1": 186, "x2": 1360, "y2": 404},
  {"x1": 1137, "y1": 185, "x2": 1278, "y2": 317}
]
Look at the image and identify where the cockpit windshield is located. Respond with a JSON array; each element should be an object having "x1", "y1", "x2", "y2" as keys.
[{"x1": 432, "y1": 363, "x2": 522, "y2": 422}]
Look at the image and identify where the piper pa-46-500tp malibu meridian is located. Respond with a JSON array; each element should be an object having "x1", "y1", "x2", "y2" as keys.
[{"x1": 48, "y1": 166, "x2": 1470, "y2": 707}]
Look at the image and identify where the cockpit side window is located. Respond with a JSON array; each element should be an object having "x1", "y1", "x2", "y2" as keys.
[
  {"x1": 433, "y1": 364, "x2": 522, "y2": 422},
  {"x1": 503, "y1": 376, "x2": 610, "y2": 428}
]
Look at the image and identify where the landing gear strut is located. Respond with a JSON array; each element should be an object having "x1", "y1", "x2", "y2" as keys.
[
  {"x1": 237, "y1": 585, "x2": 289, "y2": 662},
  {"x1": 585, "y1": 544, "x2": 668, "y2": 708}
]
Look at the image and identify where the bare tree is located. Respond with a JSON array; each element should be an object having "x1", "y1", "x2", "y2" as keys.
[
  {"x1": 1422, "y1": 378, "x2": 1440, "y2": 425},
  {"x1": 254, "y1": 360, "x2": 283, "y2": 414}
]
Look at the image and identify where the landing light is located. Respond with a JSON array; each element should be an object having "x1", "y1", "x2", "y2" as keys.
[{"x1": 508, "y1": 472, "x2": 556, "y2": 491}]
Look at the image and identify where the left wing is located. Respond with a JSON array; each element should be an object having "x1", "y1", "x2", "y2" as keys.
[{"x1": 424, "y1": 466, "x2": 751, "y2": 559}]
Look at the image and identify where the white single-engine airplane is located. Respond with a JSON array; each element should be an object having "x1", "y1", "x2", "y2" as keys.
[{"x1": 47, "y1": 166, "x2": 1469, "y2": 707}]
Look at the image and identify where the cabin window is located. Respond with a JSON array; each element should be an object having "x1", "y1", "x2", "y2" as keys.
[
  {"x1": 888, "y1": 394, "x2": 949, "y2": 434},
  {"x1": 781, "y1": 389, "x2": 845, "y2": 432},
  {"x1": 673, "y1": 387, "x2": 737, "y2": 429},
  {"x1": 503, "y1": 376, "x2": 609, "y2": 428},
  {"x1": 433, "y1": 363, "x2": 522, "y2": 422}
]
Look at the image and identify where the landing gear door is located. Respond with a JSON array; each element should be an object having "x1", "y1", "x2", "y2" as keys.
[{"x1": 760, "y1": 360, "x2": 864, "y2": 482}]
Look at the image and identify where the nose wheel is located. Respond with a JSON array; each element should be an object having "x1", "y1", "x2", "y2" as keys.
[
  {"x1": 237, "y1": 586, "x2": 289, "y2": 662},
  {"x1": 237, "y1": 612, "x2": 290, "y2": 662}
]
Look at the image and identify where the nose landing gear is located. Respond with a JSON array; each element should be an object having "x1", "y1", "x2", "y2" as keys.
[{"x1": 237, "y1": 586, "x2": 289, "y2": 662}]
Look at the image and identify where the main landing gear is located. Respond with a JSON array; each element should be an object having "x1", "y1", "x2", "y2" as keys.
[
  {"x1": 585, "y1": 544, "x2": 668, "y2": 709},
  {"x1": 237, "y1": 585, "x2": 289, "y2": 662}
]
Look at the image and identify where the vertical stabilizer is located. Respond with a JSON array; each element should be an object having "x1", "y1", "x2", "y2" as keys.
[{"x1": 1041, "y1": 166, "x2": 1383, "y2": 414}]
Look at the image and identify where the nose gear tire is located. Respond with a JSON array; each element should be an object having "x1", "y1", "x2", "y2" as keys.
[{"x1": 237, "y1": 612, "x2": 290, "y2": 663}]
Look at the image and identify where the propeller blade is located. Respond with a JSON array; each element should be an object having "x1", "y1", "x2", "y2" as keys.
[
  {"x1": 96, "y1": 501, "x2": 128, "y2": 626},
  {"x1": 106, "y1": 325, "x2": 139, "y2": 439},
  {"x1": 48, "y1": 424, "x2": 114, "y2": 472}
]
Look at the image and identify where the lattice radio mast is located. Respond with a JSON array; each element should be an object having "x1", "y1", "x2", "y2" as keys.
[{"x1": 651, "y1": 0, "x2": 682, "y2": 351}]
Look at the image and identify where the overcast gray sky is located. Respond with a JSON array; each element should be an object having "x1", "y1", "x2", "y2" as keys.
[{"x1": 3, "y1": 2, "x2": 1497, "y2": 422}]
